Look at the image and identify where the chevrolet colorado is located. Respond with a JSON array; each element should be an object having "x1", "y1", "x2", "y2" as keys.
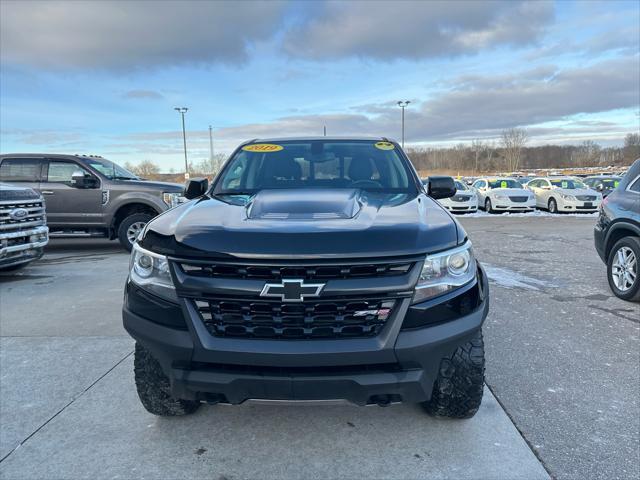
[{"x1": 123, "y1": 137, "x2": 489, "y2": 418}]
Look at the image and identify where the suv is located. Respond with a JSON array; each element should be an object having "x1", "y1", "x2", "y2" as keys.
[
  {"x1": 584, "y1": 175, "x2": 622, "y2": 198},
  {"x1": 123, "y1": 138, "x2": 489, "y2": 418},
  {"x1": 0, "y1": 154, "x2": 184, "y2": 250},
  {"x1": 594, "y1": 158, "x2": 640, "y2": 301},
  {"x1": 0, "y1": 183, "x2": 49, "y2": 271}
]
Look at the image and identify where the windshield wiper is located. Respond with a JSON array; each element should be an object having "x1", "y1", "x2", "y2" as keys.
[{"x1": 111, "y1": 176, "x2": 138, "y2": 180}]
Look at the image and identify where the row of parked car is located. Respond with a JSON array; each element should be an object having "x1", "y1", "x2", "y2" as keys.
[{"x1": 428, "y1": 175, "x2": 618, "y2": 214}]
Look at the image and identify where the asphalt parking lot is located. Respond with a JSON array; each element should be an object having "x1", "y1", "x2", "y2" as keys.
[{"x1": 1, "y1": 216, "x2": 638, "y2": 480}]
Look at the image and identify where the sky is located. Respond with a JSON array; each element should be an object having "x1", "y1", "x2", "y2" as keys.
[{"x1": 1, "y1": 0, "x2": 639, "y2": 172}]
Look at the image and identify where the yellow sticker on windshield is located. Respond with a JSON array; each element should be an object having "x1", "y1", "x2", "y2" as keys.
[
  {"x1": 561, "y1": 181, "x2": 568, "y2": 188},
  {"x1": 374, "y1": 141, "x2": 395, "y2": 150},
  {"x1": 242, "y1": 143, "x2": 284, "y2": 152},
  {"x1": 500, "y1": 181, "x2": 508, "y2": 188},
  {"x1": 614, "y1": 181, "x2": 620, "y2": 187}
]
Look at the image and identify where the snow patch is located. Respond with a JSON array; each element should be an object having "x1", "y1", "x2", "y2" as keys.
[
  {"x1": 483, "y1": 264, "x2": 549, "y2": 291},
  {"x1": 461, "y1": 210, "x2": 598, "y2": 218}
]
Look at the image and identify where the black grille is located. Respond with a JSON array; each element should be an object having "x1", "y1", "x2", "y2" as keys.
[
  {"x1": 508, "y1": 196, "x2": 529, "y2": 202},
  {"x1": 179, "y1": 261, "x2": 413, "y2": 281},
  {"x1": 452, "y1": 195, "x2": 472, "y2": 202},
  {"x1": 195, "y1": 297, "x2": 397, "y2": 339},
  {"x1": 576, "y1": 195, "x2": 596, "y2": 201}
]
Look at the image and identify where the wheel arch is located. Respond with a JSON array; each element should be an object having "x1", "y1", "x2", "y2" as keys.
[
  {"x1": 109, "y1": 202, "x2": 160, "y2": 239},
  {"x1": 605, "y1": 221, "x2": 640, "y2": 259}
]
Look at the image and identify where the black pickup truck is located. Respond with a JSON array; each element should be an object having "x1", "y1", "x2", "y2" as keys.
[{"x1": 123, "y1": 137, "x2": 489, "y2": 418}]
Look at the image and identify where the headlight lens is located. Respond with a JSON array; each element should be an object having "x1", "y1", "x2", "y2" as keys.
[
  {"x1": 163, "y1": 192, "x2": 186, "y2": 208},
  {"x1": 560, "y1": 194, "x2": 576, "y2": 201},
  {"x1": 413, "y1": 242, "x2": 477, "y2": 304},
  {"x1": 494, "y1": 194, "x2": 507, "y2": 200},
  {"x1": 129, "y1": 243, "x2": 177, "y2": 302}
]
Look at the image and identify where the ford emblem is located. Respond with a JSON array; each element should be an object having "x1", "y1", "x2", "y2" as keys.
[{"x1": 9, "y1": 208, "x2": 29, "y2": 220}]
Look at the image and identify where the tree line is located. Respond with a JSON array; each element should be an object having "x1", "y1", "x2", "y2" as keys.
[{"x1": 407, "y1": 131, "x2": 639, "y2": 175}]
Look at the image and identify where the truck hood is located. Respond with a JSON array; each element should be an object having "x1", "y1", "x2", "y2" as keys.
[
  {"x1": 112, "y1": 179, "x2": 184, "y2": 192},
  {"x1": 141, "y1": 189, "x2": 461, "y2": 259}
]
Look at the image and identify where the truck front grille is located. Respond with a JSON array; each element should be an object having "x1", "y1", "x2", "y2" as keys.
[
  {"x1": 0, "y1": 200, "x2": 46, "y2": 231},
  {"x1": 194, "y1": 297, "x2": 397, "y2": 339},
  {"x1": 179, "y1": 260, "x2": 414, "y2": 281}
]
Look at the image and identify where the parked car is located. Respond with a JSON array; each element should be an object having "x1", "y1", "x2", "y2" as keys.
[
  {"x1": 594, "y1": 159, "x2": 640, "y2": 301},
  {"x1": 0, "y1": 154, "x2": 185, "y2": 250},
  {"x1": 583, "y1": 176, "x2": 622, "y2": 198},
  {"x1": 471, "y1": 177, "x2": 535, "y2": 213},
  {"x1": 527, "y1": 177, "x2": 602, "y2": 213},
  {"x1": 123, "y1": 137, "x2": 489, "y2": 418},
  {"x1": 0, "y1": 182, "x2": 49, "y2": 271},
  {"x1": 427, "y1": 179, "x2": 478, "y2": 213}
]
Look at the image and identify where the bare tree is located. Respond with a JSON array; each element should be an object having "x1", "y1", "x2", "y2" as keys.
[
  {"x1": 623, "y1": 132, "x2": 640, "y2": 163},
  {"x1": 483, "y1": 141, "x2": 496, "y2": 172},
  {"x1": 574, "y1": 140, "x2": 601, "y2": 166},
  {"x1": 471, "y1": 139, "x2": 483, "y2": 173},
  {"x1": 501, "y1": 128, "x2": 528, "y2": 172},
  {"x1": 128, "y1": 159, "x2": 160, "y2": 178}
]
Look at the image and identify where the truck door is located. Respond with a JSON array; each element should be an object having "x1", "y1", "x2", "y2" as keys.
[{"x1": 41, "y1": 159, "x2": 104, "y2": 227}]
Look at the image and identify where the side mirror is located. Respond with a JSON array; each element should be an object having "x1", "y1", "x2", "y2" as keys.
[
  {"x1": 426, "y1": 176, "x2": 456, "y2": 199},
  {"x1": 71, "y1": 170, "x2": 92, "y2": 188},
  {"x1": 184, "y1": 178, "x2": 209, "y2": 199}
]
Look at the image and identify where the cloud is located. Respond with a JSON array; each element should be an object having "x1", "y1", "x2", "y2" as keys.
[
  {"x1": 122, "y1": 90, "x2": 164, "y2": 100},
  {"x1": 0, "y1": 0, "x2": 287, "y2": 70},
  {"x1": 283, "y1": 0, "x2": 554, "y2": 60}
]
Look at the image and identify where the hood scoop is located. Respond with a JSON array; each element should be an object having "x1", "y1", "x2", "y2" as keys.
[{"x1": 247, "y1": 189, "x2": 362, "y2": 220}]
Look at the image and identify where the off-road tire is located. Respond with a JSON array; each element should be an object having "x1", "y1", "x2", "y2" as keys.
[
  {"x1": 423, "y1": 329, "x2": 485, "y2": 419},
  {"x1": 134, "y1": 343, "x2": 200, "y2": 416},
  {"x1": 607, "y1": 237, "x2": 640, "y2": 302},
  {"x1": 548, "y1": 198, "x2": 558, "y2": 214},
  {"x1": 117, "y1": 213, "x2": 153, "y2": 251},
  {"x1": 485, "y1": 198, "x2": 494, "y2": 213}
]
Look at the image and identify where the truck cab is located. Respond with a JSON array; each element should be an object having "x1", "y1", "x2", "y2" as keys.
[{"x1": 0, "y1": 154, "x2": 185, "y2": 250}]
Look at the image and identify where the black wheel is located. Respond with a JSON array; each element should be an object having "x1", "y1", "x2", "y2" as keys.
[
  {"x1": 548, "y1": 198, "x2": 558, "y2": 214},
  {"x1": 423, "y1": 329, "x2": 485, "y2": 419},
  {"x1": 607, "y1": 237, "x2": 640, "y2": 302},
  {"x1": 134, "y1": 343, "x2": 200, "y2": 416},
  {"x1": 117, "y1": 213, "x2": 153, "y2": 251},
  {"x1": 484, "y1": 198, "x2": 494, "y2": 213}
]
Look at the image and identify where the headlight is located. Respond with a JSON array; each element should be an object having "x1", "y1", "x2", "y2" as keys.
[
  {"x1": 494, "y1": 194, "x2": 507, "y2": 200},
  {"x1": 129, "y1": 243, "x2": 177, "y2": 302},
  {"x1": 163, "y1": 192, "x2": 186, "y2": 208},
  {"x1": 560, "y1": 194, "x2": 576, "y2": 201},
  {"x1": 413, "y1": 242, "x2": 477, "y2": 304}
]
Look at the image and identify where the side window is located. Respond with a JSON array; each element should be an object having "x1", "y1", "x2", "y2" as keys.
[
  {"x1": 472, "y1": 180, "x2": 484, "y2": 189},
  {"x1": 528, "y1": 180, "x2": 537, "y2": 188},
  {"x1": 0, "y1": 158, "x2": 42, "y2": 182},
  {"x1": 45, "y1": 161, "x2": 90, "y2": 184},
  {"x1": 629, "y1": 176, "x2": 640, "y2": 193}
]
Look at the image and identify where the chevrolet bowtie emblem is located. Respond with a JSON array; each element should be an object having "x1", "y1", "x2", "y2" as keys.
[{"x1": 260, "y1": 279, "x2": 325, "y2": 302}]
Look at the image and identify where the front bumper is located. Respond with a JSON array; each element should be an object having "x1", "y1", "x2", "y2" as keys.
[
  {"x1": 492, "y1": 199, "x2": 536, "y2": 211},
  {"x1": 558, "y1": 198, "x2": 601, "y2": 211},
  {"x1": 123, "y1": 265, "x2": 489, "y2": 405},
  {"x1": 0, "y1": 226, "x2": 49, "y2": 269}
]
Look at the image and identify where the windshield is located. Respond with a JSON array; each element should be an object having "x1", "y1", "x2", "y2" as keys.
[
  {"x1": 454, "y1": 180, "x2": 468, "y2": 191},
  {"x1": 84, "y1": 157, "x2": 138, "y2": 180},
  {"x1": 550, "y1": 179, "x2": 586, "y2": 189},
  {"x1": 488, "y1": 179, "x2": 523, "y2": 189},
  {"x1": 214, "y1": 140, "x2": 416, "y2": 194},
  {"x1": 600, "y1": 178, "x2": 621, "y2": 188}
]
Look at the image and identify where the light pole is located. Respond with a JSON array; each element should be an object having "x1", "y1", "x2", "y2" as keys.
[
  {"x1": 397, "y1": 100, "x2": 410, "y2": 148},
  {"x1": 174, "y1": 107, "x2": 189, "y2": 179}
]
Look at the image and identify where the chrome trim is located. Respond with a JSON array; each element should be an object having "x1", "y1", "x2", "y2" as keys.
[{"x1": 0, "y1": 226, "x2": 49, "y2": 257}]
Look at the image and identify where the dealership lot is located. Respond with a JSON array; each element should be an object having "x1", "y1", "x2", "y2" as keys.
[{"x1": 1, "y1": 216, "x2": 638, "y2": 479}]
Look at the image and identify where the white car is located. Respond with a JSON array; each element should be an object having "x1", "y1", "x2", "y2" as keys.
[
  {"x1": 471, "y1": 177, "x2": 536, "y2": 213},
  {"x1": 526, "y1": 177, "x2": 602, "y2": 213},
  {"x1": 435, "y1": 180, "x2": 478, "y2": 213}
]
